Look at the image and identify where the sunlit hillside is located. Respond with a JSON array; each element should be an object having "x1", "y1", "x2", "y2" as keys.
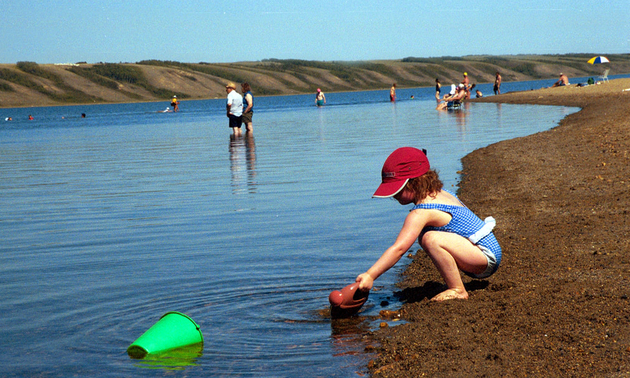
[{"x1": 1, "y1": 54, "x2": 629, "y2": 108}]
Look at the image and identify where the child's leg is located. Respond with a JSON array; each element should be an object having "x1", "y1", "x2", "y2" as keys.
[{"x1": 421, "y1": 231, "x2": 488, "y2": 301}]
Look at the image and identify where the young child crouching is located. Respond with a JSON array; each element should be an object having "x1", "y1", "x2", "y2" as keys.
[{"x1": 356, "y1": 147, "x2": 501, "y2": 301}]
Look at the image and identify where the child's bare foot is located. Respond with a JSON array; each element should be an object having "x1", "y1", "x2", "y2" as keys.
[{"x1": 431, "y1": 288, "x2": 468, "y2": 301}]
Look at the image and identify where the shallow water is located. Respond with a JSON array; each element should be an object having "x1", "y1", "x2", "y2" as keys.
[{"x1": 0, "y1": 83, "x2": 578, "y2": 377}]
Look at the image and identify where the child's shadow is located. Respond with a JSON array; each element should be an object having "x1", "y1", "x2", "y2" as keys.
[{"x1": 395, "y1": 280, "x2": 490, "y2": 303}]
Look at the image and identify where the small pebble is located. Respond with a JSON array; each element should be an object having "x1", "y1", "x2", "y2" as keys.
[{"x1": 379, "y1": 310, "x2": 401, "y2": 319}]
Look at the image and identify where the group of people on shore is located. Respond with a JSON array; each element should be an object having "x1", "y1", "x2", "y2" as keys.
[
  {"x1": 435, "y1": 72, "x2": 471, "y2": 111},
  {"x1": 219, "y1": 69, "x2": 569, "y2": 134},
  {"x1": 434, "y1": 72, "x2": 503, "y2": 110},
  {"x1": 312, "y1": 70, "x2": 569, "y2": 113},
  {"x1": 226, "y1": 82, "x2": 254, "y2": 137}
]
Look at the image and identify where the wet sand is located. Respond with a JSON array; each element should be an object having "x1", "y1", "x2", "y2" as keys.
[{"x1": 368, "y1": 79, "x2": 630, "y2": 377}]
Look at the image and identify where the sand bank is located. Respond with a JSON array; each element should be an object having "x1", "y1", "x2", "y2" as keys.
[{"x1": 368, "y1": 79, "x2": 630, "y2": 377}]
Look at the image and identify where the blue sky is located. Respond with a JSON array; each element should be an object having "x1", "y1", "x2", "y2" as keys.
[{"x1": 1, "y1": 0, "x2": 628, "y2": 64}]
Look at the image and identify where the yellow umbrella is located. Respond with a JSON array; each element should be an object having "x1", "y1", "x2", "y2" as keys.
[{"x1": 587, "y1": 56, "x2": 610, "y2": 64}]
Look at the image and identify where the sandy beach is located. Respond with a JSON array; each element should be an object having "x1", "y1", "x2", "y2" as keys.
[{"x1": 368, "y1": 79, "x2": 630, "y2": 377}]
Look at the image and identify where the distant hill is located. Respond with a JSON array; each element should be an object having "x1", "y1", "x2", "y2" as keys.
[{"x1": 1, "y1": 54, "x2": 629, "y2": 108}]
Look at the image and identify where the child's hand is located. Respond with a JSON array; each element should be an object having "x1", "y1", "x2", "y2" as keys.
[{"x1": 356, "y1": 273, "x2": 374, "y2": 291}]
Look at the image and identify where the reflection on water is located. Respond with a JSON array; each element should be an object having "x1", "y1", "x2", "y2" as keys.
[
  {"x1": 390, "y1": 101, "x2": 399, "y2": 132},
  {"x1": 437, "y1": 104, "x2": 469, "y2": 136},
  {"x1": 456, "y1": 103, "x2": 470, "y2": 130},
  {"x1": 132, "y1": 343, "x2": 204, "y2": 370},
  {"x1": 229, "y1": 133, "x2": 257, "y2": 195},
  {"x1": 495, "y1": 103, "x2": 503, "y2": 127},
  {"x1": 330, "y1": 316, "x2": 375, "y2": 357}
]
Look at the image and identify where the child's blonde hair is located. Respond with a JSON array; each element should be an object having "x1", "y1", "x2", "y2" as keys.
[{"x1": 405, "y1": 170, "x2": 443, "y2": 202}]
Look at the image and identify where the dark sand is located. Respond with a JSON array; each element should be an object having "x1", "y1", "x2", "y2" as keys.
[{"x1": 368, "y1": 79, "x2": 630, "y2": 377}]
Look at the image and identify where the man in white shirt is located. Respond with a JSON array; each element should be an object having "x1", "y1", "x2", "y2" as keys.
[{"x1": 226, "y1": 82, "x2": 243, "y2": 137}]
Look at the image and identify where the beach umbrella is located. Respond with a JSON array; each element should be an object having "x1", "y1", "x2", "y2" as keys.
[{"x1": 587, "y1": 56, "x2": 610, "y2": 64}]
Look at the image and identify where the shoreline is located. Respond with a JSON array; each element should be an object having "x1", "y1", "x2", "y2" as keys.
[{"x1": 368, "y1": 79, "x2": 630, "y2": 376}]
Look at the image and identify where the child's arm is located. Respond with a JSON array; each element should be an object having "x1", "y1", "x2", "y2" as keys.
[{"x1": 357, "y1": 210, "x2": 426, "y2": 290}]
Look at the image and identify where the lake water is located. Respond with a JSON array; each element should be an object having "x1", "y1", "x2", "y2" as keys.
[{"x1": 0, "y1": 79, "x2": 581, "y2": 377}]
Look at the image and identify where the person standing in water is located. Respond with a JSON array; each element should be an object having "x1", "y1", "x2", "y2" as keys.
[
  {"x1": 315, "y1": 88, "x2": 326, "y2": 107},
  {"x1": 494, "y1": 72, "x2": 502, "y2": 95},
  {"x1": 241, "y1": 82, "x2": 254, "y2": 133},
  {"x1": 461, "y1": 72, "x2": 472, "y2": 99},
  {"x1": 225, "y1": 82, "x2": 243, "y2": 137},
  {"x1": 171, "y1": 95, "x2": 180, "y2": 112},
  {"x1": 435, "y1": 78, "x2": 441, "y2": 102},
  {"x1": 390, "y1": 83, "x2": 396, "y2": 102}
]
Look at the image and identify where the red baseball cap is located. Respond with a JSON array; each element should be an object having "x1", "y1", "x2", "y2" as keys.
[{"x1": 373, "y1": 147, "x2": 430, "y2": 198}]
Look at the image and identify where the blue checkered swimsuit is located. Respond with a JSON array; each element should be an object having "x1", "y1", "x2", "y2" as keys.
[{"x1": 412, "y1": 191, "x2": 502, "y2": 276}]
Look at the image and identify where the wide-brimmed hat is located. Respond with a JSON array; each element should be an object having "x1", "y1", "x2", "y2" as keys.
[
  {"x1": 373, "y1": 147, "x2": 430, "y2": 198},
  {"x1": 226, "y1": 82, "x2": 236, "y2": 89}
]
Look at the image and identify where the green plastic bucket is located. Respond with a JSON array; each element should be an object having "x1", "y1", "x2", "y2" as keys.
[{"x1": 127, "y1": 311, "x2": 203, "y2": 359}]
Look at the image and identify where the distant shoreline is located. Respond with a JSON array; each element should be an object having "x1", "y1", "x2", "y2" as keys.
[{"x1": 2, "y1": 54, "x2": 629, "y2": 109}]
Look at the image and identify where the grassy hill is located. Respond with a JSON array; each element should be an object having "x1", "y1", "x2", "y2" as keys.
[{"x1": 1, "y1": 54, "x2": 629, "y2": 108}]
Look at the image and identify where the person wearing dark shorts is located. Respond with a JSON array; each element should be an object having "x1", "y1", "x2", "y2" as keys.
[
  {"x1": 226, "y1": 82, "x2": 244, "y2": 137},
  {"x1": 229, "y1": 113, "x2": 243, "y2": 129}
]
